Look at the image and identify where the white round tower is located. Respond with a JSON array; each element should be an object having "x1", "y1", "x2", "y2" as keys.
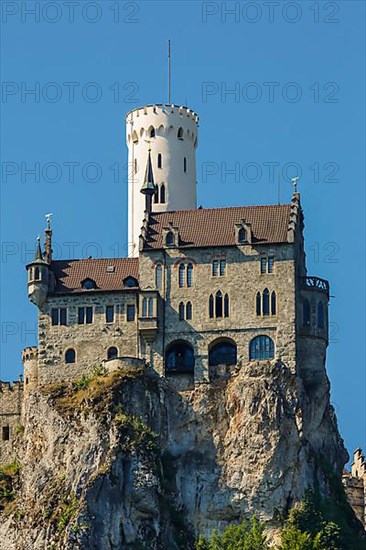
[{"x1": 126, "y1": 104, "x2": 199, "y2": 257}]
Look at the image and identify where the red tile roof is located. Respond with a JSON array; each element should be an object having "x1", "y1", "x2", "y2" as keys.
[
  {"x1": 51, "y1": 258, "x2": 139, "y2": 295},
  {"x1": 144, "y1": 204, "x2": 292, "y2": 249}
]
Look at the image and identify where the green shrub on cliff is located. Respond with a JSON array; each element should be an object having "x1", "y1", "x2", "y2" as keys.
[{"x1": 195, "y1": 516, "x2": 269, "y2": 549}]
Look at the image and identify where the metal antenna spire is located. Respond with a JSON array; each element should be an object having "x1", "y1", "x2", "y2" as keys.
[{"x1": 168, "y1": 40, "x2": 171, "y2": 104}]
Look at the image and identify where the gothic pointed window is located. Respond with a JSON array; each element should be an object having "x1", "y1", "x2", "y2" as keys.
[
  {"x1": 155, "y1": 264, "x2": 162, "y2": 290},
  {"x1": 317, "y1": 301, "x2": 324, "y2": 329},
  {"x1": 148, "y1": 298, "x2": 153, "y2": 317},
  {"x1": 179, "y1": 263, "x2": 185, "y2": 287},
  {"x1": 271, "y1": 291, "x2": 277, "y2": 315},
  {"x1": 303, "y1": 299, "x2": 311, "y2": 327},
  {"x1": 256, "y1": 292, "x2": 261, "y2": 316},
  {"x1": 215, "y1": 291, "x2": 223, "y2": 318},
  {"x1": 179, "y1": 302, "x2": 185, "y2": 321},
  {"x1": 209, "y1": 294, "x2": 214, "y2": 318},
  {"x1": 186, "y1": 301, "x2": 192, "y2": 320},
  {"x1": 160, "y1": 184, "x2": 166, "y2": 203},
  {"x1": 154, "y1": 188, "x2": 159, "y2": 203},
  {"x1": 249, "y1": 335, "x2": 275, "y2": 360},
  {"x1": 187, "y1": 263, "x2": 193, "y2": 287},
  {"x1": 224, "y1": 294, "x2": 229, "y2": 317},
  {"x1": 263, "y1": 288, "x2": 270, "y2": 316}
]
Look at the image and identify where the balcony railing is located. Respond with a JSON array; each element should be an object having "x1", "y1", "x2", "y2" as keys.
[{"x1": 301, "y1": 276, "x2": 329, "y2": 296}]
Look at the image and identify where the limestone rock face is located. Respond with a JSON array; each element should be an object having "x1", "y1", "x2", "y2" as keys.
[{"x1": 0, "y1": 362, "x2": 347, "y2": 549}]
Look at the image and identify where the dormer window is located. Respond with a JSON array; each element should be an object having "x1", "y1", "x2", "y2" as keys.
[
  {"x1": 166, "y1": 231, "x2": 174, "y2": 246},
  {"x1": 236, "y1": 221, "x2": 252, "y2": 244},
  {"x1": 123, "y1": 276, "x2": 138, "y2": 288},
  {"x1": 81, "y1": 278, "x2": 96, "y2": 290},
  {"x1": 238, "y1": 227, "x2": 247, "y2": 243}
]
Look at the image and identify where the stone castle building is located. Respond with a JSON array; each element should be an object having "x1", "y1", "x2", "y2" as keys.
[{"x1": 0, "y1": 102, "x2": 363, "y2": 527}]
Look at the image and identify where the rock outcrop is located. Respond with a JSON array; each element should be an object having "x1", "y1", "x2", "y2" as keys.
[{"x1": 0, "y1": 360, "x2": 348, "y2": 549}]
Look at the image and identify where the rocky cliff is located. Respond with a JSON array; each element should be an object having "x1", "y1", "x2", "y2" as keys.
[{"x1": 0, "y1": 360, "x2": 348, "y2": 549}]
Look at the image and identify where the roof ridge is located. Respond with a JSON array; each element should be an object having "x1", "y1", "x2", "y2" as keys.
[
  {"x1": 151, "y1": 203, "x2": 292, "y2": 216},
  {"x1": 51, "y1": 257, "x2": 138, "y2": 264}
]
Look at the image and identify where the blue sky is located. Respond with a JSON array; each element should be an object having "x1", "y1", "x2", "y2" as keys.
[{"x1": 1, "y1": 1, "x2": 365, "y2": 459}]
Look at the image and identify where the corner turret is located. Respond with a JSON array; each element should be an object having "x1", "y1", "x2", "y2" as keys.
[{"x1": 26, "y1": 217, "x2": 55, "y2": 309}]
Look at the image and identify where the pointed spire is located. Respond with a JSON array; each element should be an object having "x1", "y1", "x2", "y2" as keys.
[
  {"x1": 35, "y1": 236, "x2": 43, "y2": 261},
  {"x1": 141, "y1": 149, "x2": 156, "y2": 196}
]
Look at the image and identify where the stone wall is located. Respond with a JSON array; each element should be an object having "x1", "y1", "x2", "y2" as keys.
[
  {"x1": 139, "y1": 242, "x2": 298, "y2": 379},
  {"x1": 343, "y1": 449, "x2": 366, "y2": 528},
  {"x1": 0, "y1": 382, "x2": 23, "y2": 465},
  {"x1": 37, "y1": 291, "x2": 139, "y2": 385}
]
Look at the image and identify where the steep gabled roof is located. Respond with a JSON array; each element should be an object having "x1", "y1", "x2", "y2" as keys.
[
  {"x1": 51, "y1": 258, "x2": 139, "y2": 295},
  {"x1": 143, "y1": 204, "x2": 292, "y2": 250}
]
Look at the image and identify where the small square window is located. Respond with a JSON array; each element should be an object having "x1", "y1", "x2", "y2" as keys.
[
  {"x1": 127, "y1": 304, "x2": 135, "y2": 322},
  {"x1": 2, "y1": 426, "x2": 10, "y2": 441},
  {"x1": 268, "y1": 256, "x2": 274, "y2": 273},
  {"x1": 86, "y1": 306, "x2": 93, "y2": 324},
  {"x1": 219, "y1": 259, "x2": 226, "y2": 277},
  {"x1": 260, "y1": 257, "x2": 267, "y2": 274},
  {"x1": 106, "y1": 306, "x2": 114, "y2": 324},
  {"x1": 78, "y1": 307, "x2": 85, "y2": 324}
]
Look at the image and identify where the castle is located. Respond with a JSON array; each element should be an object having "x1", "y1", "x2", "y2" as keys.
[{"x1": 0, "y1": 103, "x2": 364, "y2": 527}]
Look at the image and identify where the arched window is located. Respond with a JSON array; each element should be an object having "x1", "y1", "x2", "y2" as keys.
[
  {"x1": 65, "y1": 348, "x2": 76, "y2": 364},
  {"x1": 35, "y1": 267, "x2": 40, "y2": 280},
  {"x1": 166, "y1": 231, "x2": 174, "y2": 246},
  {"x1": 303, "y1": 299, "x2": 311, "y2": 327},
  {"x1": 149, "y1": 126, "x2": 155, "y2": 138},
  {"x1": 249, "y1": 336, "x2": 275, "y2": 360},
  {"x1": 154, "y1": 188, "x2": 159, "y2": 203},
  {"x1": 186, "y1": 301, "x2": 192, "y2": 320},
  {"x1": 142, "y1": 297, "x2": 147, "y2": 317},
  {"x1": 160, "y1": 184, "x2": 166, "y2": 203},
  {"x1": 165, "y1": 341, "x2": 195, "y2": 373},
  {"x1": 209, "y1": 294, "x2": 214, "y2": 318},
  {"x1": 179, "y1": 302, "x2": 185, "y2": 321},
  {"x1": 132, "y1": 130, "x2": 138, "y2": 144},
  {"x1": 238, "y1": 227, "x2": 247, "y2": 243},
  {"x1": 263, "y1": 288, "x2": 270, "y2": 316},
  {"x1": 271, "y1": 291, "x2": 277, "y2": 315},
  {"x1": 157, "y1": 153, "x2": 162, "y2": 169},
  {"x1": 256, "y1": 292, "x2": 261, "y2": 316},
  {"x1": 317, "y1": 301, "x2": 324, "y2": 329},
  {"x1": 107, "y1": 346, "x2": 118, "y2": 360},
  {"x1": 209, "y1": 340, "x2": 237, "y2": 366},
  {"x1": 224, "y1": 294, "x2": 229, "y2": 317},
  {"x1": 123, "y1": 276, "x2": 138, "y2": 288},
  {"x1": 155, "y1": 264, "x2": 162, "y2": 290},
  {"x1": 184, "y1": 157, "x2": 187, "y2": 172},
  {"x1": 187, "y1": 263, "x2": 193, "y2": 287},
  {"x1": 82, "y1": 278, "x2": 96, "y2": 290},
  {"x1": 215, "y1": 291, "x2": 223, "y2": 318},
  {"x1": 148, "y1": 298, "x2": 153, "y2": 317},
  {"x1": 179, "y1": 263, "x2": 185, "y2": 287},
  {"x1": 177, "y1": 127, "x2": 184, "y2": 140}
]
